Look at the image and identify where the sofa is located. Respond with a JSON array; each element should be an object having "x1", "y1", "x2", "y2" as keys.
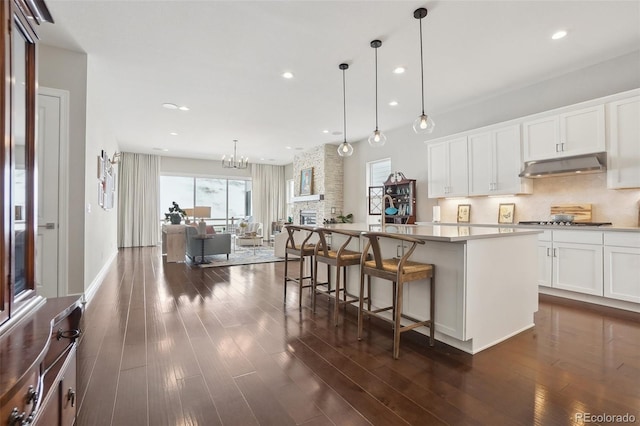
[{"x1": 185, "y1": 226, "x2": 231, "y2": 261}]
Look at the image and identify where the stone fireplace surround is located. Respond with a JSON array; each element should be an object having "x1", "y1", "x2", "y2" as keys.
[{"x1": 292, "y1": 144, "x2": 344, "y2": 225}]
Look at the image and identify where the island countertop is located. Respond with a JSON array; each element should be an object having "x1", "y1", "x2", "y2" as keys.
[{"x1": 323, "y1": 222, "x2": 542, "y2": 242}]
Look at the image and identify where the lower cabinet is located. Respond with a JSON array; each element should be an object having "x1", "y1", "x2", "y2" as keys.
[
  {"x1": 604, "y1": 232, "x2": 640, "y2": 303},
  {"x1": 537, "y1": 230, "x2": 604, "y2": 296},
  {"x1": 34, "y1": 342, "x2": 78, "y2": 426}
]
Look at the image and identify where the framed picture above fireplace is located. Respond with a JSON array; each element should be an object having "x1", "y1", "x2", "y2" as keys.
[{"x1": 300, "y1": 167, "x2": 313, "y2": 196}]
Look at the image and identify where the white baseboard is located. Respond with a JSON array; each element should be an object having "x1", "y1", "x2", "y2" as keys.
[{"x1": 82, "y1": 250, "x2": 118, "y2": 306}]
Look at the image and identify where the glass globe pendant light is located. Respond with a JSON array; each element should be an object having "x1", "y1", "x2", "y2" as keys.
[
  {"x1": 368, "y1": 40, "x2": 387, "y2": 147},
  {"x1": 412, "y1": 8, "x2": 435, "y2": 134},
  {"x1": 337, "y1": 63, "x2": 354, "y2": 157}
]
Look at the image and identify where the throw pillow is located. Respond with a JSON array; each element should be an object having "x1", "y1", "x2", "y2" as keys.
[{"x1": 206, "y1": 225, "x2": 215, "y2": 234}]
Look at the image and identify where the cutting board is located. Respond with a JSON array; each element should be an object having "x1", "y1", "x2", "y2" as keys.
[{"x1": 550, "y1": 204, "x2": 592, "y2": 222}]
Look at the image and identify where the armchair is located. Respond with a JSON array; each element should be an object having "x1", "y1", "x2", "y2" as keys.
[
  {"x1": 185, "y1": 226, "x2": 231, "y2": 261},
  {"x1": 236, "y1": 222, "x2": 263, "y2": 246}
]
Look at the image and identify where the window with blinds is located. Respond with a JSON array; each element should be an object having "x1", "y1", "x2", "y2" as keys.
[{"x1": 366, "y1": 158, "x2": 391, "y2": 189}]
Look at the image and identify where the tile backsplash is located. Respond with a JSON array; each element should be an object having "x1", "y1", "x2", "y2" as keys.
[{"x1": 437, "y1": 173, "x2": 640, "y2": 227}]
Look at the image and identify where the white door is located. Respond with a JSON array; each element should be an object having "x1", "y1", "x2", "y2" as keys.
[
  {"x1": 36, "y1": 89, "x2": 68, "y2": 297},
  {"x1": 427, "y1": 142, "x2": 447, "y2": 198},
  {"x1": 447, "y1": 137, "x2": 469, "y2": 197},
  {"x1": 467, "y1": 131, "x2": 493, "y2": 196}
]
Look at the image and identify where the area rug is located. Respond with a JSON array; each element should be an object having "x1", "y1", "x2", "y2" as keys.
[{"x1": 196, "y1": 246, "x2": 285, "y2": 268}]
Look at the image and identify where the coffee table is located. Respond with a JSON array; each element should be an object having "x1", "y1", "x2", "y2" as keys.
[
  {"x1": 235, "y1": 235, "x2": 261, "y2": 255},
  {"x1": 192, "y1": 234, "x2": 216, "y2": 264}
]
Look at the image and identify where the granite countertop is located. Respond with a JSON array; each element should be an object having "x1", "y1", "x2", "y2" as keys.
[{"x1": 323, "y1": 223, "x2": 542, "y2": 242}]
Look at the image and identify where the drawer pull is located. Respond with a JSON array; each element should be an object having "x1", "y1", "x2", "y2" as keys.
[
  {"x1": 8, "y1": 408, "x2": 26, "y2": 426},
  {"x1": 26, "y1": 385, "x2": 38, "y2": 405},
  {"x1": 57, "y1": 328, "x2": 81, "y2": 341},
  {"x1": 67, "y1": 388, "x2": 76, "y2": 407}
]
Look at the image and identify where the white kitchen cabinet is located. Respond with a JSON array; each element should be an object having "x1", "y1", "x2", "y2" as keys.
[
  {"x1": 523, "y1": 105, "x2": 605, "y2": 161},
  {"x1": 537, "y1": 230, "x2": 604, "y2": 296},
  {"x1": 427, "y1": 136, "x2": 468, "y2": 198},
  {"x1": 607, "y1": 96, "x2": 640, "y2": 189},
  {"x1": 468, "y1": 125, "x2": 531, "y2": 196},
  {"x1": 604, "y1": 232, "x2": 640, "y2": 303}
]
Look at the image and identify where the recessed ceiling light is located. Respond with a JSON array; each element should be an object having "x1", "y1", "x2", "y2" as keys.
[
  {"x1": 260, "y1": 157, "x2": 265, "y2": 161},
  {"x1": 322, "y1": 130, "x2": 329, "y2": 134},
  {"x1": 393, "y1": 67, "x2": 406, "y2": 74},
  {"x1": 178, "y1": 106, "x2": 190, "y2": 111},
  {"x1": 282, "y1": 71, "x2": 294, "y2": 79},
  {"x1": 552, "y1": 30, "x2": 567, "y2": 40},
  {"x1": 170, "y1": 132, "x2": 178, "y2": 136},
  {"x1": 153, "y1": 147, "x2": 169, "y2": 152},
  {"x1": 389, "y1": 101, "x2": 398, "y2": 106},
  {"x1": 162, "y1": 103, "x2": 178, "y2": 110},
  {"x1": 285, "y1": 146, "x2": 292, "y2": 150}
]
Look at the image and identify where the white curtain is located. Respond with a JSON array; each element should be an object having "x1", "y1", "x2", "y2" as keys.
[
  {"x1": 118, "y1": 152, "x2": 161, "y2": 247},
  {"x1": 251, "y1": 164, "x2": 286, "y2": 236}
]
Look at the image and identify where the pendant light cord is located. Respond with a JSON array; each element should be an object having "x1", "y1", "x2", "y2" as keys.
[
  {"x1": 419, "y1": 16, "x2": 425, "y2": 115},
  {"x1": 342, "y1": 68, "x2": 347, "y2": 142},
  {"x1": 374, "y1": 46, "x2": 379, "y2": 130}
]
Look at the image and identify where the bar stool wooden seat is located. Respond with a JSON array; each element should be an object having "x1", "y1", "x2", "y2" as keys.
[
  {"x1": 358, "y1": 232, "x2": 435, "y2": 359},
  {"x1": 313, "y1": 228, "x2": 367, "y2": 325},
  {"x1": 283, "y1": 225, "x2": 316, "y2": 309}
]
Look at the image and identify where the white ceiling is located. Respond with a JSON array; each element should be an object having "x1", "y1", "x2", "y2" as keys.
[{"x1": 38, "y1": 1, "x2": 640, "y2": 165}]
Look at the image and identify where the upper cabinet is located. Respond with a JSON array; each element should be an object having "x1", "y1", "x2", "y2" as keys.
[
  {"x1": 427, "y1": 136, "x2": 468, "y2": 198},
  {"x1": 522, "y1": 105, "x2": 605, "y2": 162},
  {"x1": 468, "y1": 125, "x2": 532, "y2": 196},
  {"x1": 607, "y1": 96, "x2": 640, "y2": 189}
]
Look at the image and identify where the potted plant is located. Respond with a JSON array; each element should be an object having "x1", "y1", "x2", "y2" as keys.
[
  {"x1": 165, "y1": 201, "x2": 187, "y2": 224},
  {"x1": 337, "y1": 213, "x2": 353, "y2": 223}
]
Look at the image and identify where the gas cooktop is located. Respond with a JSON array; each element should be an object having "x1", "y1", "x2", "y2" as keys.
[{"x1": 518, "y1": 221, "x2": 612, "y2": 227}]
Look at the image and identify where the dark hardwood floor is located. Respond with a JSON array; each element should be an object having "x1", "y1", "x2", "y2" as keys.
[{"x1": 75, "y1": 247, "x2": 640, "y2": 425}]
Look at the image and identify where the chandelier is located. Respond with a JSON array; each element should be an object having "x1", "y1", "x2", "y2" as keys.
[{"x1": 222, "y1": 139, "x2": 248, "y2": 169}]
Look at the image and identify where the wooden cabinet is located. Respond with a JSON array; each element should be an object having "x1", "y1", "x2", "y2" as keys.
[
  {"x1": 523, "y1": 105, "x2": 605, "y2": 161},
  {"x1": 607, "y1": 96, "x2": 640, "y2": 189},
  {"x1": 468, "y1": 124, "x2": 531, "y2": 196},
  {"x1": 604, "y1": 232, "x2": 640, "y2": 303},
  {"x1": 162, "y1": 224, "x2": 187, "y2": 262},
  {"x1": 383, "y1": 175, "x2": 416, "y2": 224},
  {"x1": 427, "y1": 136, "x2": 468, "y2": 198}
]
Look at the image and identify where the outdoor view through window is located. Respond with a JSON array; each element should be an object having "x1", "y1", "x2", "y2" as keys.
[{"x1": 160, "y1": 176, "x2": 251, "y2": 232}]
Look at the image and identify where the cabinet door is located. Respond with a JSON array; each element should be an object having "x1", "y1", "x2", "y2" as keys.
[
  {"x1": 538, "y1": 241, "x2": 553, "y2": 287},
  {"x1": 559, "y1": 105, "x2": 605, "y2": 156},
  {"x1": 607, "y1": 96, "x2": 640, "y2": 189},
  {"x1": 553, "y1": 242, "x2": 603, "y2": 296},
  {"x1": 494, "y1": 125, "x2": 530, "y2": 194},
  {"x1": 467, "y1": 131, "x2": 493, "y2": 196},
  {"x1": 427, "y1": 142, "x2": 448, "y2": 198},
  {"x1": 604, "y1": 246, "x2": 640, "y2": 303},
  {"x1": 447, "y1": 137, "x2": 469, "y2": 197},
  {"x1": 523, "y1": 115, "x2": 558, "y2": 161}
]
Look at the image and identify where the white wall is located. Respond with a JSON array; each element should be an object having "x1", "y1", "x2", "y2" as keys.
[
  {"x1": 38, "y1": 45, "x2": 88, "y2": 295},
  {"x1": 343, "y1": 51, "x2": 640, "y2": 226},
  {"x1": 160, "y1": 156, "x2": 251, "y2": 178}
]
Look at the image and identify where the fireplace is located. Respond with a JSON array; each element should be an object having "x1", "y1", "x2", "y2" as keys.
[{"x1": 300, "y1": 210, "x2": 317, "y2": 225}]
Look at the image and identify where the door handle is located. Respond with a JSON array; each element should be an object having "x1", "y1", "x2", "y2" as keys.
[
  {"x1": 38, "y1": 223, "x2": 55, "y2": 229},
  {"x1": 546, "y1": 248, "x2": 551, "y2": 257}
]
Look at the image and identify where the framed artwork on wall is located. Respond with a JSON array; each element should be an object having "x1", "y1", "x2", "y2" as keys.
[
  {"x1": 300, "y1": 167, "x2": 313, "y2": 196},
  {"x1": 498, "y1": 203, "x2": 516, "y2": 224},
  {"x1": 457, "y1": 204, "x2": 470, "y2": 223}
]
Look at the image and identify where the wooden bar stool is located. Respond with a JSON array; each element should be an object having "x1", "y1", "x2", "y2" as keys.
[
  {"x1": 283, "y1": 225, "x2": 316, "y2": 309},
  {"x1": 313, "y1": 228, "x2": 367, "y2": 326},
  {"x1": 358, "y1": 232, "x2": 435, "y2": 359}
]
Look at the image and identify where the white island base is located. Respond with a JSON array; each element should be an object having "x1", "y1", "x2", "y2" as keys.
[{"x1": 327, "y1": 224, "x2": 540, "y2": 354}]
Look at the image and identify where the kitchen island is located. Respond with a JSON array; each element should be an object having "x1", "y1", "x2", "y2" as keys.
[{"x1": 323, "y1": 223, "x2": 541, "y2": 354}]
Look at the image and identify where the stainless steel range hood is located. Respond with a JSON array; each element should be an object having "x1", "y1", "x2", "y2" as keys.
[{"x1": 519, "y1": 152, "x2": 606, "y2": 178}]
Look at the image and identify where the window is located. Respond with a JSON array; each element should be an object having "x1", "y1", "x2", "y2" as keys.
[
  {"x1": 160, "y1": 176, "x2": 251, "y2": 232},
  {"x1": 366, "y1": 158, "x2": 391, "y2": 224},
  {"x1": 366, "y1": 158, "x2": 391, "y2": 190}
]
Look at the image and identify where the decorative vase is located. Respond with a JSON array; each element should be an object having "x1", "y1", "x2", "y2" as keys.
[{"x1": 170, "y1": 214, "x2": 181, "y2": 225}]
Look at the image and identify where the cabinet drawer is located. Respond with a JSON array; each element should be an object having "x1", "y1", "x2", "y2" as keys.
[
  {"x1": 604, "y1": 232, "x2": 640, "y2": 248},
  {"x1": 553, "y1": 230, "x2": 603, "y2": 244}
]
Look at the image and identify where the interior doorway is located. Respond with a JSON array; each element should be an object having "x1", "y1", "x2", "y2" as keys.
[{"x1": 36, "y1": 87, "x2": 69, "y2": 298}]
